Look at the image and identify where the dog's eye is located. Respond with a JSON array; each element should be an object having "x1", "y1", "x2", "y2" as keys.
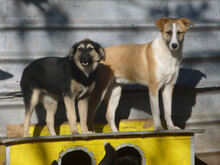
[
  {"x1": 87, "y1": 47, "x2": 94, "y2": 51},
  {"x1": 78, "y1": 47, "x2": 83, "y2": 52},
  {"x1": 166, "y1": 30, "x2": 172, "y2": 35},
  {"x1": 177, "y1": 31, "x2": 183, "y2": 35}
]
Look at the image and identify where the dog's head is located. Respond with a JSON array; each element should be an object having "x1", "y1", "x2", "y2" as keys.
[
  {"x1": 69, "y1": 39, "x2": 106, "y2": 73},
  {"x1": 156, "y1": 17, "x2": 194, "y2": 51}
]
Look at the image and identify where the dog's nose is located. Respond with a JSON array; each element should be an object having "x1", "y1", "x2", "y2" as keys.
[
  {"x1": 172, "y1": 43, "x2": 178, "y2": 49},
  {"x1": 80, "y1": 54, "x2": 89, "y2": 62},
  {"x1": 81, "y1": 56, "x2": 87, "y2": 61}
]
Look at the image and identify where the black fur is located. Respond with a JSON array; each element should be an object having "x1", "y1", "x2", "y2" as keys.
[
  {"x1": 20, "y1": 39, "x2": 105, "y2": 110},
  {"x1": 99, "y1": 143, "x2": 140, "y2": 165}
]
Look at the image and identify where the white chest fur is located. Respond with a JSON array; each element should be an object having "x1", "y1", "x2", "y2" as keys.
[{"x1": 152, "y1": 34, "x2": 182, "y2": 87}]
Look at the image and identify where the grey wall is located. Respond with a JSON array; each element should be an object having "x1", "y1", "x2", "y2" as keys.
[{"x1": 0, "y1": 0, "x2": 220, "y2": 164}]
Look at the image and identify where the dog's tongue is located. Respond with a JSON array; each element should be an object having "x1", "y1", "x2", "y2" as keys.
[{"x1": 82, "y1": 62, "x2": 89, "y2": 66}]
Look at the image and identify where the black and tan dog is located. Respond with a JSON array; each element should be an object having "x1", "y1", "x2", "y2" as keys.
[
  {"x1": 20, "y1": 39, "x2": 105, "y2": 137},
  {"x1": 99, "y1": 143, "x2": 140, "y2": 165}
]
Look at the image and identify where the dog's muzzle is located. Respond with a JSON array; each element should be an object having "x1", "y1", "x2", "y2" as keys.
[
  {"x1": 169, "y1": 42, "x2": 179, "y2": 51},
  {"x1": 80, "y1": 55, "x2": 93, "y2": 67}
]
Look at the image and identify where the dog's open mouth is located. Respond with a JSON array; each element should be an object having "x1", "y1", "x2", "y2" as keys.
[{"x1": 80, "y1": 60, "x2": 92, "y2": 67}]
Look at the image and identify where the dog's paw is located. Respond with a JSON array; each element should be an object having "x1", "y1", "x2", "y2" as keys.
[
  {"x1": 83, "y1": 131, "x2": 94, "y2": 134},
  {"x1": 168, "y1": 126, "x2": 181, "y2": 130},
  {"x1": 71, "y1": 130, "x2": 79, "y2": 135},
  {"x1": 155, "y1": 126, "x2": 164, "y2": 131},
  {"x1": 23, "y1": 131, "x2": 30, "y2": 137},
  {"x1": 81, "y1": 129, "x2": 95, "y2": 134},
  {"x1": 23, "y1": 134, "x2": 30, "y2": 137}
]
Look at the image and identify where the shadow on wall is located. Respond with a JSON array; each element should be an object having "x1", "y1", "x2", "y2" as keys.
[
  {"x1": 149, "y1": 2, "x2": 210, "y2": 22},
  {"x1": 18, "y1": 0, "x2": 69, "y2": 31},
  {"x1": 93, "y1": 68, "x2": 207, "y2": 130},
  {"x1": 0, "y1": 70, "x2": 13, "y2": 80},
  {"x1": 195, "y1": 156, "x2": 208, "y2": 165},
  {"x1": 172, "y1": 68, "x2": 207, "y2": 128},
  {"x1": 8, "y1": 1, "x2": 214, "y2": 165},
  {"x1": 15, "y1": 0, "x2": 70, "y2": 53},
  {"x1": 13, "y1": 0, "x2": 209, "y2": 135}
]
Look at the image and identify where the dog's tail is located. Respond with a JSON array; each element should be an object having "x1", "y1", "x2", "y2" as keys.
[{"x1": 98, "y1": 142, "x2": 117, "y2": 165}]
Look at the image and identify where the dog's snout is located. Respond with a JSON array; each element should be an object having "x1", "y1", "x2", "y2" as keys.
[
  {"x1": 171, "y1": 43, "x2": 178, "y2": 49},
  {"x1": 80, "y1": 55, "x2": 87, "y2": 61},
  {"x1": 80, "y1": 53, "x2": 93, "y2": 67},
  {"x1": 80, "y1": 54, "x2": 90, "y2": 62}
]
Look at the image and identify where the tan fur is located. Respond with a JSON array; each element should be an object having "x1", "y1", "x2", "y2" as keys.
[
  {"x1": 63, "y1": 95, "x2": 78, "y2": 134},
  {"x1": 146, "y1": 42, "x2": 158, "y2": 97},
  {"x1": 41, "y1": 94, "x2": 58, "y2": 135},
  {"x1": 86, "y1": 44, "x2": 94, "y2": 49},
  {"x1": 70, "y1": 80, "x2": 86, "y2": 96},
  {"x1": 23, "y1": 89, "x2": 40, "y2": 137},
  {"x1": 88, "y1": 17, "x2": 194, "y2": 132},
  {"x1": 74, "y1": 46, "x2": 101, "y2": 77},
  {"x1": 22, "y1": 39, "x2": 105, "y2": 137},
  {"x1": 23, "y1": 78, "x2": 95, "y2": 136}
]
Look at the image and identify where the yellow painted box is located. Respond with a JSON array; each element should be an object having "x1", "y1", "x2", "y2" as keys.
[{"x1": 1, "y1": 129, "x2": 203, "y2": 165}]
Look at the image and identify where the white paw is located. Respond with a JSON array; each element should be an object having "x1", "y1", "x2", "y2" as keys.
[
  {"x1": 168, "y1": 126, "x2": 181, "y2": 130},
  {"x1": 86, "y1": 131, "x2": 94, "y2": 134},
  {"x1": 71, "y1": 130, "x2": 79, "y2": 135},
  {"x1": 155, "y1": 125, "x2": 164, "y2": 130},
  {"x1": 23, "y1": 131, "x2": 30, "y2": 137}
]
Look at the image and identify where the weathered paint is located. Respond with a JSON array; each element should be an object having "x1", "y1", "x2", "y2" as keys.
[
  {"x1": 4, "y1": 131, "x2": 197, "y2": 165},
  {"x1": 0, "y1": 0, "x2": 219, "y2": 164},
  {"x1": 28, "y1": 119, "x2": 154, "y2": 137},
  {"x1": 0, "y1": 142, "x2": 5, "y2": 165}
]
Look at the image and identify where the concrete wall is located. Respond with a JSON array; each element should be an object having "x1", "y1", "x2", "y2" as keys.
[{"x1": 0, "y1": 0, "x2": 220, "y2": 164}]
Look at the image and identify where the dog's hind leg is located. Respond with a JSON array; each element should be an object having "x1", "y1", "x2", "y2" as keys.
[
  {"x1": 87, "y1": 65, "x2": 113, "y2": 132},
  {"x1": 64, "y1": 96, "x2": 79, "y2": 134},
  {"x1": 23, "y1": 89, "x2": 40, "y2": 137},
  {"x1": 42, "y1": 94, "x2": 58, "y2": 136},
  {"x1": 104, "y1": 83, "x2": 122, "y2": 132},
  {"x1": 87, "y1": 86, "x2": 109, "y2": 132}
]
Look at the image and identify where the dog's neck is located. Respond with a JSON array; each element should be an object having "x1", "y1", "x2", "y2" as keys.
[
  {"x1": 153, "y1": 33, "x2": 183, "y2": 61},
  {"x1": 72, "y1": 58, "x2": 96, "y2": 78},
  {"x1": 69, "y1": 58, "x2": 96, "y2": 87}
]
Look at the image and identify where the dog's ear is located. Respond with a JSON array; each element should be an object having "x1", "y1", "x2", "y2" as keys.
[
  {"x1": 82, "y1": 38, "x2": 90, "y2": 41},
  {"x1": 95, "y1": 43, "x2": 106, "y2": 61},
  {"x1": 69, "y1": 42, "x2": 79, "y2": 59},
  {"x1": 98, "y1": 47, "x2": 106, "y2": 61},
  {"x1": 156, "y1": 17, "x2": 169, "y2": 31},
  {"x1": 180, "y1": 18, "x2": 195, "y2": 30}
]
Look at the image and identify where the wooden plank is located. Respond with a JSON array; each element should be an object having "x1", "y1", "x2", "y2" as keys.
[{"x1": 6, "y1": 119, "x2": 154, "y2": 138}]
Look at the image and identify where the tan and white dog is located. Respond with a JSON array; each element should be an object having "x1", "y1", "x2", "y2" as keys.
[{"x1": 88, "y1": 17, "x2": 194, "y2": 132}]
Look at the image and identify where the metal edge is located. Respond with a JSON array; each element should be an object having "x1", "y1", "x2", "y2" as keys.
[
  {"x1": 2, "y1": 129, "x2": 205, "y2": 144},
  {"x1": 1, "y1": 23, "x2": 219, "y2": 30},
  {"x1": 57, "y1": 147, "x2": 96, "y2": 165},
  {"x1": 191, "y1": 136, "x2": 195, "y2": 165},
  {"x1": 116, "y1": 143, "x2": 146, "y2": 165},
  {"x1": 5, "y1": 145, "x2": 10, "y2": 165}
]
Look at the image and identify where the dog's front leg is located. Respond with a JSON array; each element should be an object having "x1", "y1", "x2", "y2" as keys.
[
  {"x1": 148, "y1": 84, "x2": 163, "y2": 130},
  {"x1": 64, "y1": 96, "x2": 79, "y2": 134},
  {"x1": 78, "y1": 97, "x2": 92, "y2": 134},
  {"x1": 162, "y1": 84, "x2": 180, "y2": 130}
]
